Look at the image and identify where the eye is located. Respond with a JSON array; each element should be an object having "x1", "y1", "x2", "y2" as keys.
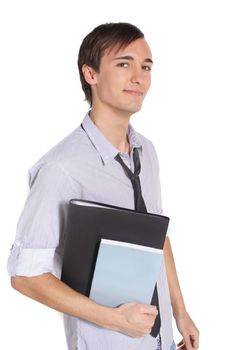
[
  {"x1": 116, "y1": 62, "x2": 152, "y2": 71},
  {"x1": 117, "y1": 62, "x2": 129, "y2": 68},
  {"x1": 142, "y1": 65, "x2": 152, "y2": 71}
]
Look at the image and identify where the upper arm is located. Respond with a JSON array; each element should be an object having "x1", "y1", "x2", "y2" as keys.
[{"x1": 7, "y1": 162, "x2": 81, "y2": 279}]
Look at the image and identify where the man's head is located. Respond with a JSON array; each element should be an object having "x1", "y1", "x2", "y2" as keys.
[{"x1": 78, "y1": 22, "x2": 153, "y2": 114}]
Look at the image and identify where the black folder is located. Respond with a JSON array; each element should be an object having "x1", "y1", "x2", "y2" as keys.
[{"x1": 61, "y1": 198, "x2": 169, "y2": 337}]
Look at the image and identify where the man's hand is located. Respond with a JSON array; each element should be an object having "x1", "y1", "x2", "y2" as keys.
[
  {"x1": 115, "y1": 302, "x2": 158, "y2": 338},
  {"x1": 175, "y1": 311, "x2": 199, "y2": 350}
]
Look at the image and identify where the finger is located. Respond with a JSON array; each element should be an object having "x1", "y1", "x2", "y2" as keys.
[
  {"x1": 177, "y1": 342, "x2": 186, "y2": 350},
  {"x1": 144, "y1": 305, "x2": 157, "y2": 315},
  {"x1": 177, "y1": 339, "x2": 185, "y2": 349},
  {"x1": 183, "y1": 334, "x2": 193, "y2": 350},
  {"x1": 190, "y1": 334, "x2": 199, "y2": 349},
  {"x1": 177, "y1": 339, "x2": 185, "y2": 346}
]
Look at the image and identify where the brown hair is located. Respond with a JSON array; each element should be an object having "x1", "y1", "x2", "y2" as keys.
[{"x1": 77, "y1": 22, "x2": 144, "y2": 106}]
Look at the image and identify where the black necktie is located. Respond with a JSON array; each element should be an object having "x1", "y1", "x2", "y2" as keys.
[
  {"x1": 115, "y1": 148, "x2": 147, "y2": 213},
  {"x1": 115, "y1": 147, "x2": 161, "y2": 338}
]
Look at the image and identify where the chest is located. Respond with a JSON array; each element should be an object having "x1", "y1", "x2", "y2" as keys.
[{"x1": 69, "y1": 153, "x2": 161, "y2": 214}]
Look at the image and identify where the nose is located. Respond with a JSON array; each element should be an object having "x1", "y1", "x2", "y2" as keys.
[{"x1": 130, "y1": 65, "x2": 147, "y2": 85}]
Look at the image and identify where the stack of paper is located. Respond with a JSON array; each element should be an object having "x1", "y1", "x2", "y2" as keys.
[{"x1": 90, "y1": 238, "x2": 164, "y2": 307}]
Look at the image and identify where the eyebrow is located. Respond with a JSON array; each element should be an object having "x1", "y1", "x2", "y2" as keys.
[{"x1": 112, "y1": 55, "x2": 153, "y2": 64}]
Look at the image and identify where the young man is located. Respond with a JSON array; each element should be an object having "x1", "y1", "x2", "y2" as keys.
[{"x1": 8, "y1": 23, "x2": 199, "y2": 350}]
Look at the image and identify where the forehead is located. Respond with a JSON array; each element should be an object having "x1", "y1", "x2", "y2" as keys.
[{"x1": 102, "y1": 38, "x2": 152, "y2": 61}]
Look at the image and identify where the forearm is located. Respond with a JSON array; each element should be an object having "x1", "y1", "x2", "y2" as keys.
[
  {"x1": 11, "y1": 273, "x2": 119, "y2": 331},
  {"x1": 163, "y1": 236, "x2": 186, "y2": 318}
]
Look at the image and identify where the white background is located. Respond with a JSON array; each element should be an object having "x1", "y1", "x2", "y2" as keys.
[{"x1": 1, "y1": 1, "x2": 232, "y2": 349}]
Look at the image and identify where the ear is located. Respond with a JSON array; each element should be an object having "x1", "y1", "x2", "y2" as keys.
[{"x1": 82, "y1": 64, "x2": 98, "y2": 86}]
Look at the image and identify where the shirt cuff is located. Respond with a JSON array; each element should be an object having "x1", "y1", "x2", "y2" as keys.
[
  {"x1": 7, "y1": 241, "x2": 61, "y2": 277},
  {"x1": 166, "y1": 222, "x2": 171, "y2": 236}
]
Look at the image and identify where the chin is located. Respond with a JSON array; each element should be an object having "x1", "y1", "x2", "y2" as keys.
[
  {"x1": 110, "y1": 101, "x2": 143, "y2": 115},
  {"x1": 121, "y1": 101, "x2": 143, "y2": 113},
  {"x1": 127, "y1": 104, "x2": 142, "y2": 114}
]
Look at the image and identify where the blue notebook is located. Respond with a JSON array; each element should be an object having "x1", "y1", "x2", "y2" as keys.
[{"x1": 89, "y1": 238, "x2": 163, "y2": 307}]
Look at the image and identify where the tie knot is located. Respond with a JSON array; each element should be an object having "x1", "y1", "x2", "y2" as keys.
[
  {"x1": 114, "y1": 150, "x2": 140, "y2": 179},
  {"x1": 131, "y1": 173, "x2": 139, "y2": 181}
]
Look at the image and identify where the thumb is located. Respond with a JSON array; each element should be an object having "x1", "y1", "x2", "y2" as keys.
[
  {"x1": 183, "y1": 333, "x2": 193, "y2": 350},
  {"x1": 143, "y1": 304, "x2": 158, "y2": 315}
]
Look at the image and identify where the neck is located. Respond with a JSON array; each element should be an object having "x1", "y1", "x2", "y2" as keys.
[{"x1": 89, "y1": 106, "x2": 132, "y2": 154}]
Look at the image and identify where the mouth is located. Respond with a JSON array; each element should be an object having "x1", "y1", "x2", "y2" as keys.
[{"x1": 123, "y1": 89, "x2": 144, "y2": 96}]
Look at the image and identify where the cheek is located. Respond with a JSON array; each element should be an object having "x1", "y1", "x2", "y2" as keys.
[
  {"x1": 146, "y1": 80, "x2": 151, "y2": 93},
  {"x1": 99, "y1": 72, "x2": 125, "y2": 97},
  {"x1": 104, "y1": 66, "x2": 129, "y2": 84},
  {"x1": 144, "y1": 74, "x2": 151, "y2": 89}
]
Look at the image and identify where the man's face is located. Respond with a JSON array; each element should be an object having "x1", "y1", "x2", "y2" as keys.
[{"x1": 91, "y1": 38, "x2": 153, "y2": 115}]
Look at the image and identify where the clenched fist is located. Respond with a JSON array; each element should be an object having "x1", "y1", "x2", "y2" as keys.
[{"x1": 115, "y1": 302, "x2": 158, "y2": 338}]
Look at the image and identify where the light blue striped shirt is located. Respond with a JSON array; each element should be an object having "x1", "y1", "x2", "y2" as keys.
[{"x1": 7, "y1": 110, "x2": 175, "y2": 350}]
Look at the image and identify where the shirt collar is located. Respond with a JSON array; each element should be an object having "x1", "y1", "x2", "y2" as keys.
[{"x1": 81, "y1": 110, "x2": 142, "y2": 165}]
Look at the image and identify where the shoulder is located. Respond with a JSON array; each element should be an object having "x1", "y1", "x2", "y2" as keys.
[{"x1": 27, "y1": 125, "x2": 86, "y2": 187}]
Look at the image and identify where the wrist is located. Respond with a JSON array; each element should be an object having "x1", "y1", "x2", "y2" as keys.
[
  {"x1": 95, "y1": 304, "x2": 123, "y2": 332},
  {"x1": 172, "y1": 305, "x2": 187, "y2": 319}
]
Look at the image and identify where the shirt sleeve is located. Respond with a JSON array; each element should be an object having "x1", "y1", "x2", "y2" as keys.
[
  {"x1": 7, "y1": 161, "x2": 81, "y2": 278},
  {"x1": 148, "y1": 140, "x2": 171, "y2": 237}
]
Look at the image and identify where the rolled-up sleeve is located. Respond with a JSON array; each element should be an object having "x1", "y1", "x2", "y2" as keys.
[{"x1": 7, "y1": 161, "x2": 80, "y2": 278}]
